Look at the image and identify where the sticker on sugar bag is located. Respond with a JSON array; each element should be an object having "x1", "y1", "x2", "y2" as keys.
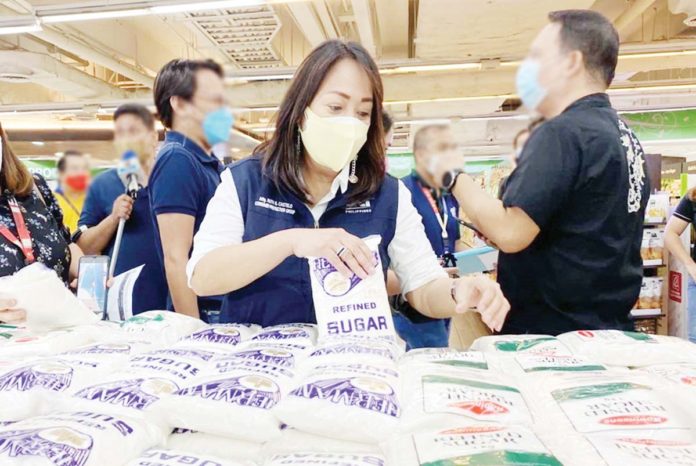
[{"x1": 308, "y1": 235, "x2": 396, "y2": 340}]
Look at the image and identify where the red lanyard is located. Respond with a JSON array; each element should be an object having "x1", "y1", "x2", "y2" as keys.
[{"x1": 0, "y1": 195, "x2": 35, "y2": 264}]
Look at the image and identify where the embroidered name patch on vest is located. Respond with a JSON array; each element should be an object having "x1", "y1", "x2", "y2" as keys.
[{"x1": 254, "y1": 196, "x2": 296, "y2": 215}]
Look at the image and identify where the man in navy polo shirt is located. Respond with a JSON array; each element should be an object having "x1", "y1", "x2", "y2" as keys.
[
  {"x1": 393, "y1": 124, "x2": 464, "y2": 348},
  {"x1": 149, "y1": 58, "x2": 232, "y2": 320},
  {"x1": 76, "y1": 103, "x2": 167, "y2": 315}
]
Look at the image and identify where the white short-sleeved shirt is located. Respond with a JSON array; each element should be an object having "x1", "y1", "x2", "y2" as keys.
[{"x1": 186, "y1": 164, "x2": 446, "y2": 295}]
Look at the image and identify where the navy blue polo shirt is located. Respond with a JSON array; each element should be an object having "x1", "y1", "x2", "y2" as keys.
[
  {"x1": 149, "y1": 131, "x2": 223, "y2": 312},
  {"x1": 79, "y1": 169, "x2": 168, "y2": 314}
]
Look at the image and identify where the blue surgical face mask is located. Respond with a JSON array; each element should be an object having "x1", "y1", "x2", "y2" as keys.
[
  {"x1": 516, "y1": 59, "x2": 547, "y2": 111},
  {"x1": 202, "y1": 107, "x2": 234, "y2": 146}
]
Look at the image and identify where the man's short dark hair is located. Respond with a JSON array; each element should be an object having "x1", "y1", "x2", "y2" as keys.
[
  {"x1": 153, "y1": 58, "x2": 224, "y2": 129},
  {"x1": 114, "y1": 103, "x2": 155, "y2": 131},
  {"x1": 57, "y1": 150, "x2": 85, "y2": 173},
  {"x1": 548, "y1": 10, "x2": 619, "y2": 87},
  {"x1": 382, "y1": 112, "x2": 394, "y2": 133},
  {"x1": 413, "y1": 124, "x2": 450, "y2": 154}
]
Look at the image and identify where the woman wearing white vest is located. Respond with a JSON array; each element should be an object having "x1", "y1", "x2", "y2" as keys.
[{"x1": 186, "y1": 40, "x2": 509, "y2": 333}]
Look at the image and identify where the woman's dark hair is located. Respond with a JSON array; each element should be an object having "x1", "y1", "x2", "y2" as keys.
[
  {"x1": 114, "y1": 103, "x2": 156, "y2": 131},
  {"x1": 153, "y1": 58, "x2": 224, "y2": 129},
  {"x1": 382, "y1": 112, "x2": 394, "y2": 133},
  {"x1": 0, "y1": 123, "x2": 33, "y2": 197},
  {"x1": 256, "y1": 40, "x2": 385, "y2": 204}
]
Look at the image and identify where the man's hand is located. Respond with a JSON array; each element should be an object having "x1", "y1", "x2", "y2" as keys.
[
  {"x1": 453, "y1": 275, "x2": 509, "y2": 332},
  {"x1": 0, "y1": 293, "x2": 25, "y2": 324},
  {"x1": 430, "y1": 150, "x2": 466, "y2": 189},
  {"x1": 110, "y1": 194, "x2": 134, "y2": 221}
]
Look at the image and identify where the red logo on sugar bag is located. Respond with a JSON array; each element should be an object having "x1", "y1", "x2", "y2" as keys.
[
  {"x1": 441, "y1": 426, "x2": 503, "y2": 435},
  {"x1": 617, "y1": 438, "x2": 690, "y2": 447},
  {"x1": 451, "y1": 401, "x2": 509, "y2": 416},
  {"x1": 578, "y1": 330, "x2": 595, "y2": 338},
  {"x1": 680, "y1": 376, "x2": 696, "y2": 386},
  {"x1": 600, "y1": 415, "x2": 667, "y2": 426}
]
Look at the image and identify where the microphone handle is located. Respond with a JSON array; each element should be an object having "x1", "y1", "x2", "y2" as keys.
[{"x1": 109, "y1": 218, "x2": 126, "y2": 278}]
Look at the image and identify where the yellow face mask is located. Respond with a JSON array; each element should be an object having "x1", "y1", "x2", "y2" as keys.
[{"x1": 299, "y1": 107, "x2": 370, "y2": 173}]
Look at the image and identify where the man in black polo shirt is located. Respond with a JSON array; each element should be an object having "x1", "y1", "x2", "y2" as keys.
[{"x1": 434, "y1": 10, "x2": 650, "y2": 335}]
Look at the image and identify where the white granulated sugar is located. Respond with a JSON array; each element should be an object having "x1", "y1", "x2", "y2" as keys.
[
  {"x1": 152, "y1": 360, "x2": 295, "y2": 442},
  {"x1": 309, "y1": 235, "x2": 396, "y2": 343},
  {"x1": 0, "y1": 357, "x2": 112, "y2": 422},
  {"x1": 385, "y1": 425, "x2": 562, "y2": 466},
  {"x1": 548, "y1": 373, "x2": 691, "y2": 433},
  {"x1": 167, "y1": 429, "x2": 262, "y2": 463},
  {"x1": 399, "y1": 366, "x2": 531, "y2": 433},
  {"x1": 586, "y1": 429, "x2": 696, "y2": 466},
  {"x1": 264, "y1": 453, "x2": 385, "y2": 466},
  {"x1": 470, "y1": 334, "x2": 573, "y2": 357},
  {"x1": 558, "y1": 330, "x2": 696, "y2": 367},
  {"x1": 120, "y1": 311, "x2": 206, "y2": 345},
  {"x1": 275, "y1": 363, "x2": 400, "y2": 444},
  {"x1": 125, "y1": 448, "x2": 254, "y2": 466},
  {"x1": 0, "y1": 411, "x2": 165, "y2": 466}
]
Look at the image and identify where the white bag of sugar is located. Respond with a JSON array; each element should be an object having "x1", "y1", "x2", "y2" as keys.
[
  {"x1": 126, "y1": 348, "x2": 212, "y2": 383},
  {"x1": 399, "y1": 366, "x2": 531, "y2": 433},
  {"x1": 120, "y1": 311, "x2": 206, "y2": 345},
  {"x1": 152, "y1": 360, "x2": 295, "y2": 442},
  {"x1": 0, "y1": 411, "x2": 164, "y2": 466},
  {"x1": 0, "y1": 357, "x2": 112, "y2": 422},
  {"x1": 470, "y1": 334, "x2": 573, "y2": 357},
  {"x1": 125, "y1": 448, "x2": 255, "y2": 466},
  {"x1": 0, "y1": 328, "x2": 92, "y2": 359},
  {"x1": 308, "y1": 235, "x2": 396, "y2": 342},
  {"x1": 303, "y1": 338, "x2": 402, "y2": 369},
  {"x1": 251, "y1": 324, "x2": 317, "y2": 345},
  {"x1": 585, "y1": 429, "x2": 696, "y2": 466},
  {"x1": 177, "y1": 324, "x2": 260, "y2": 352},
  {"x1": 275, "y1": 363, "x2": 400, "y2": 444},
  {"x1": 399, "y1": 349, "x2": 489, "y2": 372},
  {"x1": 385, "y1": 425, "x2": 562, "y2": 466},
  {"x1": 558, "y1": 330, "x2": 696, "y2": 367},
  {"x1": 548, "y1": 373, "x2": 691, "y2": 433},
  {"x1": 267, "y1": 429, "x2": 383, "y2": 456},
  {"x1": 215, "y1": 342, "x2": 309, "y2": 371}
]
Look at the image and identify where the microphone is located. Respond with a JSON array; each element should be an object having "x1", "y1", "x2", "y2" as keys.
[{"x1": 116, "y1": 150, "x2": 144, "y2": 200}]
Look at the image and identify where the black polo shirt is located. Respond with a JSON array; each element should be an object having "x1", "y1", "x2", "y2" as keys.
[
  {"x1": 673, "y1": 195, "x2": 696, "y2": 260},
  {"x1": 499, "y1": 93, "x2": 650, "y2": 335}
]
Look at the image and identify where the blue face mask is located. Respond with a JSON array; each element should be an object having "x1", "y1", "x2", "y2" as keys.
[
  {"x1": 202, "y1": 107, "x2": 234, "y2": 146},
  {"x1": 516, "y1": 60, "x2": 547, "y2": 111}
]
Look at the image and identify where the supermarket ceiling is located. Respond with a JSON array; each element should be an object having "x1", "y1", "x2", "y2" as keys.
[{"x1": 2, "y1": 0, "x2": 696, "y2": 160}]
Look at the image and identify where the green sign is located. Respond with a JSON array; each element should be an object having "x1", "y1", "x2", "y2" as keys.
[
  {"x1": 623, "y1": 109, "x2": 696, "y2": 141},
  {"x1": 21, "y1": 159, "x2": 110, "y2": 183},
  {"x1": 387, "y1": 152, "x2": 507, "y2": 179}
]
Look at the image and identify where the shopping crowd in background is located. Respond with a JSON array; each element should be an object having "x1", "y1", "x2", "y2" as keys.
[{"x1": 0, "y1": 8, "x2": 675, "y2": 347}]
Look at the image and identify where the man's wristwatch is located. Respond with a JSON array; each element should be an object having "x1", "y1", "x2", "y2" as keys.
[{"x1": 442, "y1": 169, "x2": 465, "y2": 191}]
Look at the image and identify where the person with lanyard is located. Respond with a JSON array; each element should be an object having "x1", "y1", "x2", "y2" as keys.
[
  {"x1": 149, "y1": 58, "x2": 232, "y2": 321},
  {"x1": 54, "y1": 150, "x2": 91, "y2": 235},
  {"x1": 431, "y1": 10, "x2": 649, "y2": 335},
  {"x1": 391, "y1": 124, "x2": 465, "y2": 348},
  {"x1": 185, "y1": 40, "x2": 509, "y2": 332},
  {"x1": 0, "y1": 123, "x2": 83, "y2": 324},
  {"x1": 75, "y1": 104, "x2": 168, "y2": 315}
]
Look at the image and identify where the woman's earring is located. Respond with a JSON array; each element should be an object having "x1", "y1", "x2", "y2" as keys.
[{"x1": 349, "y1": 158, "x2": 359, "y2": 184}]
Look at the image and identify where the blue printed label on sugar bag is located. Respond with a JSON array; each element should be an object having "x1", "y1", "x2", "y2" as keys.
[
  {"x1": 148, "y1": 348, "x2": 217, "y2": 362},
  {"x1": 135, "y1": 449, "x2": 227, "y2": 466},
  {"x1": 0, "y1": 362, "x2": 73, "y2": 392},
  {"x1": 253, "y1": 328, "x2": 311, "y2": 341},
  {"x1": 177, "y1": 375, "x2": 280, "y2": 410},
  {"x1": 269, "y1": 453, "x2": 385, "y2": 466},
  {"x1": 74, "y1": 378, "x2": 179, "y2": 410},
  {"x1": 215, "y1": 358, "x2": 295, "y2": 378},
  {"x1": 311, "y1": 257, "x2": 364, "y2": 297},
  {"x1": 311, "y1": 343, "x2": 394, "y2": 361},
  {"x1": 128, "y1": 356, "x2": 201, "y2": 381},
  {"x1": 223, "y1": 348, "x2": 296, "y2": 368},
  {"x1": 63, "y1": 343, "x2": 132, "y2": 356},
  {"x1": 290, "y1": 376, "x2": 400, "y2": 418},
  {"x1": 308, "y1": 236, "x2": 396, "y2": 341},
  {"x1": 0, "y1": 426, "x2": 93, "y2": 466},
  {"x1": 183, "y1": 327, "x2": 242, "y2": 346}
]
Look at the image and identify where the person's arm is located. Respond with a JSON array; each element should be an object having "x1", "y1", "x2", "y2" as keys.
[
  {"x1": 157, "y1": 213, "x2": 200, "y2": 318},
  {"x1": 665, "y1": 197, "x2": 696, "y2": 280},
  {"x1": 68, "y1": 242, "x2": 83, "y2": 282},
  {"x1": 78, "y1": 195, "x2": 133, "y2": 255},
  {"x1": 386, "y1": 270, "x2": 400, "y2": 296},
  {"x1": 388, "y1": 182, "x2": 508, "y2": 331},
  {"x1": 435, "y1": 124, "x2": 575, "y2": 254}
]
